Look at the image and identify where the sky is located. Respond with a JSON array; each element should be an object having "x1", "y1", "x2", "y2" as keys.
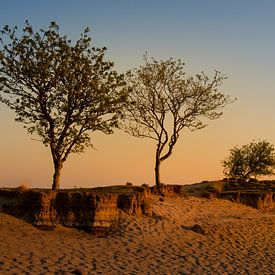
[{"x1": 0, "y1": 0, "x2": 275, "y2": 188}]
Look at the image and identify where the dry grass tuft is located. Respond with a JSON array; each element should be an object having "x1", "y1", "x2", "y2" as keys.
[
  {"x1": 16, "y1": 184, "x2": 28, "y2": 192},
  {"x1": 212, "y1": 181, "x2": 224, "y2": 193}
]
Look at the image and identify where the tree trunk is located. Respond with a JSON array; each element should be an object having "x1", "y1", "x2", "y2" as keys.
[
  {"x1": 52, "y1": 161, "x2": 63, "y2": 191},
  {"x1": 155, "y1": 158, "x2": 161, "y2": 187}
]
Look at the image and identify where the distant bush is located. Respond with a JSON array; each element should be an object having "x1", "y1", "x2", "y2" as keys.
[
  {"x1": 126, "y1": 182, "x2": 133, "y2": 186},
  {"x1": 16, "y1": 184, "x2": 28, "y2": 192},
  {"x1": 223, "y1": 140, "x2": 275, "y2": 181},
  {"x1": 222, "y1": 140, "x2": 275, "y2": 181}
]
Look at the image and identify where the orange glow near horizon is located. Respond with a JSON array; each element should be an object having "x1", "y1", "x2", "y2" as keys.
[
  {"x1": 0, "y1": 1, "x2": 275, "y2": 189},
  {"x1": 1, "y1": 104, "x2": 274, "y2": 189}
]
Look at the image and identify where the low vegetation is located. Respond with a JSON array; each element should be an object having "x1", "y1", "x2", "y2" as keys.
[{"x1": 222, "y1": 140, "x2": 275, "y2": 181}]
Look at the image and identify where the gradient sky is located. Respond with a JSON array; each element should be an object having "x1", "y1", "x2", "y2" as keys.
[{"x1": 0, "y1": 0, "x2": 275, "y2": 188}]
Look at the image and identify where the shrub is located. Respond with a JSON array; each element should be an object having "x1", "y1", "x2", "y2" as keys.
[
  {"x1": 126, "y1": 182, "x2": 133, "y2": 186},
  {"x1": 222, "y1": 140, "x2": 275, "y2": 181},
  {"x1": 212, "y1": 181, "x2": 224, "y2": 193},
  {"x1": 16, "y1": 184, "x2": 28, "y2": 192}
]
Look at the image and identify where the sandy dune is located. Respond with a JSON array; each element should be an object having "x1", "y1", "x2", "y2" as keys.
[{"x1": 0, "y1": 195, "x2": 274, "y2": 274}]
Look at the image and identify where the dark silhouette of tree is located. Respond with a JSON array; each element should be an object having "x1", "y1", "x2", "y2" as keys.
[
  {"x1": 121, "y1": 55, "x2": 234, "y2": 187},
  {"x1": 223, "y1": 140, "x2": 275, "y2": 180},
  {"x1": 0, "y1": 21, "x2": 126, "y2": 190}
]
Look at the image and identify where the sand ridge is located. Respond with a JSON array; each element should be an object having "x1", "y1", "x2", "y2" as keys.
[{"x1": 0, "y1": 195, "x2": 274, "y2": 274}]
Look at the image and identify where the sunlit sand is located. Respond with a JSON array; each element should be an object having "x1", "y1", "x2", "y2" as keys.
[{"x1": 0, "y1": 194, "x2": 274, "y2": 274}]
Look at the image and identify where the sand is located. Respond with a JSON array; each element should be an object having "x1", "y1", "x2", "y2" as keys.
[{"x1": 0, "y1": 195, "x2": 274, "y2": 274}]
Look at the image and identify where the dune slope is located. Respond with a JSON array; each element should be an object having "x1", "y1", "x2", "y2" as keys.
[{"x1": 0, "y1": 195, "x2": 274, "y2": 274}]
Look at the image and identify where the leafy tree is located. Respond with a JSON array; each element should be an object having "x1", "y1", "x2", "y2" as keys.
[
  {"x1": 0, "y1": 21, "x2": 126, "y2": 190},
  {"x1": 121, "y1": 55, "x2": 234, "y2": 187},
  {"x1": 223, "y1": 140, "x2": 275, "y2": 180}
]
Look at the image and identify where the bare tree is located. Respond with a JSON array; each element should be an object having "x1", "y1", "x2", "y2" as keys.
[
  {"x1": 121, "y1": 55, "x2": 234, "y2": 187},
  {"x1": 0, "y1": 21, "x2": 126, "y2": 190}
]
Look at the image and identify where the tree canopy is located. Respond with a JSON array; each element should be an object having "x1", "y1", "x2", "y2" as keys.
[
  {"x1": 0, "y1": 21, "x2": 127, "y2": 190},
  {"x1": 121, "y1": 55, "x2": 234, "y2": 186},
  {"x1": 223, "y1": 140, "x2": 275, "y2": 181}
]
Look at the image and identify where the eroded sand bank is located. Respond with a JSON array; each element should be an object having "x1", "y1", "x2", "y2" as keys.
[{"x1": 0, "y1": 195, "x2": 274, "y2": 274}]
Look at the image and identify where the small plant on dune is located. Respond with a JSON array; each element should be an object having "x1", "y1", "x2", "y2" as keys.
[
  {"x1": 212, "y1": 181, "x2": 224, "y2": 193},
  {"x1": 126, "y1": 182, "x2": 133, "y2": 186},
  {"x1": 16, "y1": 184, "x2": 28, "y2": 192}
]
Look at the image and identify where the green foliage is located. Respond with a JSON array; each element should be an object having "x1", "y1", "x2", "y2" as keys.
[
  {"x1": 223, "y1": 140, "x2": 275, "y2": 180},
  {"x1": 0, "y1": 21, "x2": 127, "y2": 189}
]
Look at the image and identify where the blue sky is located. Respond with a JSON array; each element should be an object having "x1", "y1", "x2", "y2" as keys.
[{"x1": 0, "y1": 0, "x2": 275, "y2": 187}]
